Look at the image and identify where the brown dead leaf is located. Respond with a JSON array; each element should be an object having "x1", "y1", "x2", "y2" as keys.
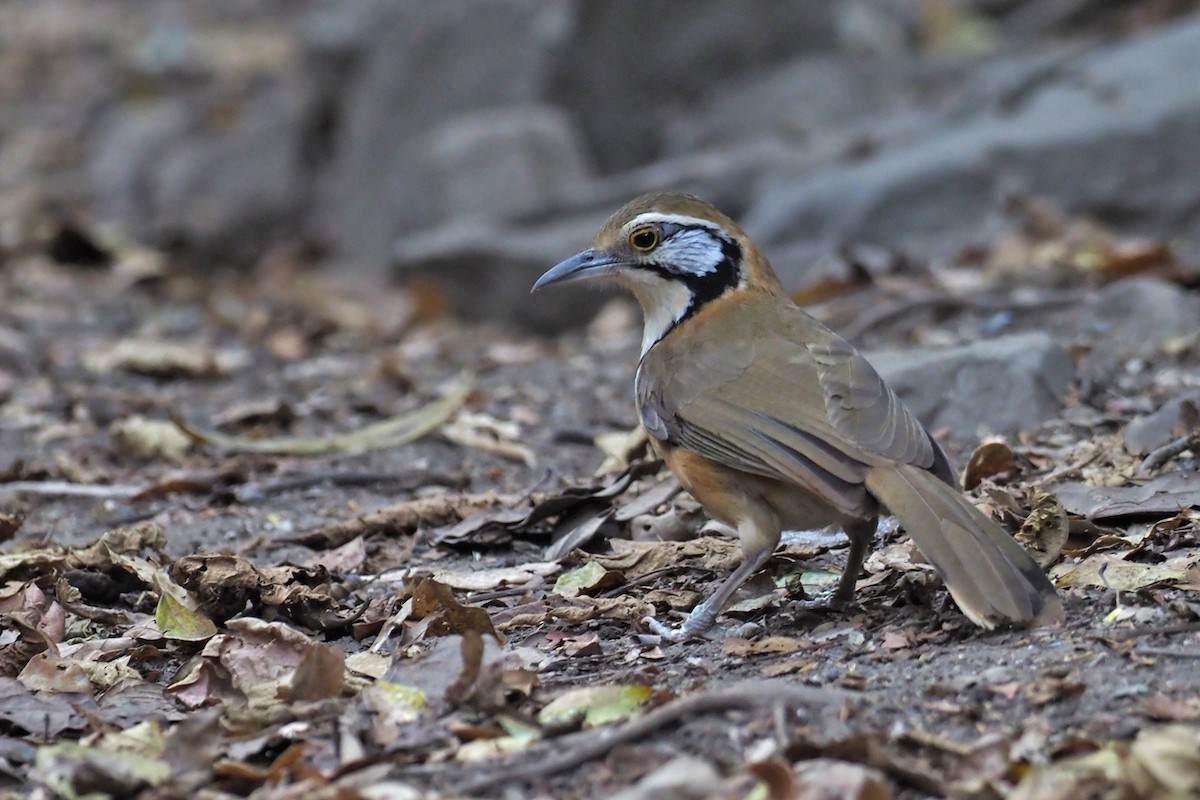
[
  {"x1": 84, "y1": 339, "x2": 245, "y2": 377},
  {"x1": 433, "y1": 561, "x2": 560, "y2": 592},
  {"x1": 410, "y1": 578, "x2": 503, "y2": 644},
  {"x1": 963, "y1": 441, "x2": 1017, "y2": 490},
  {"x1": 725, "y1": 636, "x2": 809, "y2": 657},
  {"x1": 1055, "y1": 472, "x2": 1200, "y2": 520},
  {"x1": 170, "y1": 554, "x2": 337, "y2": 623},
  {"x1": 1024, "y1": 676, "x2": 1086, "y2": 707},
  {"x1": 1014, "y1": 490, "x2": 1069, "y2": 568},
  {"x1": 1054, "y1": 553, "x2": 1191, "y2": 591},
  {"x1": 0, "y1": 511, "x2": 24, "y2": 542},
  {"x1": 285, "y1": 643, "x2": 345, "y2": 702},
  {"x1": 592, "y1": 537, "x2": 742, "y2": 579},
  {"x1": 1143, "y1": 694, "x2": 1200, "y2": 721},
  {"x1": 109, "y1": 415, "x2": 192, "y2": 462},
  {"x1": 1127, "y1": 725, "x2": 1200, "y2": 798},
  {"x1": 791, "y1": 758, "x2": 895, "y2": 800}
]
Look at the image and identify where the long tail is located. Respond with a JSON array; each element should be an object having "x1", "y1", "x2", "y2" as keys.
[{"x1": 865, "y1": 463, "x2": 1064, "y2": 628}]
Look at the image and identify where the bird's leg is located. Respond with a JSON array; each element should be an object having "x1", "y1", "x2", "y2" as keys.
[
  {"x1": 792, "y1": 517, "x2": 877, "y2": 611},
  {"x1": 644, "y1": 513, "x2": 780, "y2": 641}
]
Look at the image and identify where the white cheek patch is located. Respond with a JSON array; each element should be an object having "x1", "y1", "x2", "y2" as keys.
[{"x1": 661, "y1": 228, "x2": 725, "y2": 276}]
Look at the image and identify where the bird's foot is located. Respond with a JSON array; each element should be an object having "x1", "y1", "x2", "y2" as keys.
[
  {"x1": 641, "y1": 600, "x2": 719, "y2": 641},
  {"x1": 789, "y1": 586, "x2": 849, "y2": 614}
]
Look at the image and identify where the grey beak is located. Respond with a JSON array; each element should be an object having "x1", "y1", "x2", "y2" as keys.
[{"x1": 531, "y1": 249, "x2": 625, "y2": 292}]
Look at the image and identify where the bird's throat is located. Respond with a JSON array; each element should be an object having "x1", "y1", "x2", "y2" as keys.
[{"x1": 629, "y1": 278, "x2": 696, "y2": 358}]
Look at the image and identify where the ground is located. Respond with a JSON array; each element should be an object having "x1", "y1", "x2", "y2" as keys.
[{"x1": 1, "y1": 219, "x2": 1199, "y2": 800}]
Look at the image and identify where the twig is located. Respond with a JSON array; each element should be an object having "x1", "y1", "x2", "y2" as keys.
[
  {"x1": 0, "y1": 481, "x2": 141, "y2": 499},
  {"x1": 1100, "y1": 620, "x2": 1200, "y2": 640},
  {"x1": 1138, "y1": 431, "x2": 1200, "y2": 476},
  {"x1": 1134, "y1": 647, "x2": 1200, "y2": 659},
  {"x1": 448, "y1": 681, "x2": 853, "y2": 795}
]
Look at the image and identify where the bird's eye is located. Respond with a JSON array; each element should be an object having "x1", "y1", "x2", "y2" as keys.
[{"x1": 629, "y1": 227, "x2": 659, "y2": 252}]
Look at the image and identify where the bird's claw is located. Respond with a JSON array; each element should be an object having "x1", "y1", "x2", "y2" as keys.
[
  {"x1": 640, "y1": 613, "x2": 718, "y2": 641},
  {"x1": 789, "y1": 586, "x2": 848, "y2": 613}
]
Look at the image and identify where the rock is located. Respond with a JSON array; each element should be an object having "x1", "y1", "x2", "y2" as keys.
[
  {"x1": 391, "y1": 141, "x2": 808, "y2": 331},
  {"x1": 1124, "y1": 392, "x2": 1200, "y2": 456},
  {"x1": 663, "y1": 54, "x2": 875, "y2": 155},
  {"x1": 309, "y1": 0, "x2": 574, "y2": 273},
  {"x1": 1077, "y1": 278, "x2": 1200, "y2": 376},
  {"x1": 744, "y1": 18, "x2": 1200, "y2": 287},
  {"x1": 549, "y1": 1, "x2": 837, "y2": 172},
  {"x1": 391, "y1": 212, "x2": 611, "y2": 333},
  {"x1": 607, "y1": 756, "x2": 720, "y2": 800},
  {"x1": 867, "y1": 332, "x2": 1075, "y2": 442},
  {"x1": 416, "y1": 105, "x2": 591, "y2": 223},
  {"x1": 90, "y1": 86, "x2": 309, "y2": 262}
]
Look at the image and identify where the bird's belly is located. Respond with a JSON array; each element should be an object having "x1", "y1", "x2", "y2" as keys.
[{"x1": 659, "y1": 442, "x2": 842, "y2": 532}]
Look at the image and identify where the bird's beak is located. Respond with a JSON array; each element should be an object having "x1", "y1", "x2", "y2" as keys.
[{"x1": 532, "y1": 249, "x2": 625, "y2": 292}]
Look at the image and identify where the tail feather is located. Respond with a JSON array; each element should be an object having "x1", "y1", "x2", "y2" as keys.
[{"x1": 865, "y1": 464, "x2": 1064, "y2": 628}]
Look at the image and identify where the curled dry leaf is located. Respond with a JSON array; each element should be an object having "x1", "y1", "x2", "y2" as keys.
[
  {"x1": 441, "y1": 410, "x2": 536, "y2": 466},
  {"x1": 791, "y1": 758, "x2": 895, "y2": 800},
  {"x1": 552, "y1": 561, "x2": 625, "y2": 598},
  {"x1": 963, "y1": 441, "x2": 1017, "y2": 490},
  {"x1": 174, "y1": 372, "x2": 472, "y2": 456},
  {"x1": 409, "y1": 578, "x2": 503, "y2": 644},
  {"x1": 109, "y1": 415, "x2": 192, "y2": 463},
  {"x1": 1053, "y1": 553, "x2": 1195, "y2": 592},
  {"x1": 170, "y1": 553, "x2": 337, "y2": 623},
  {"x1": 594, "y1": 426, "x2": 650, "y2": 474},
  {"x1": 83, "y1": 339, "x2": 246, "y2": 377},
  {"x1": 1014, "y1": 489, "x2": 1069, "y2": 568},
  {"x1": 537, "y1": 684, "x2": 654, "y2": 729}
]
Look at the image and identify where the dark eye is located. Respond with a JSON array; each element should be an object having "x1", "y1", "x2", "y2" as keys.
[{"x1": 629, "y1": 227, "x2": 659, "y2": 252}]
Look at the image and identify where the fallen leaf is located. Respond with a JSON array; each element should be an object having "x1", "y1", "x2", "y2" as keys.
[
  {"x1": 963, "y1": 441, "x2": 1017, "y2": 490},
  {"x1": 553, "y1": 561, "x2": 624, "y2": 598},
  {"x1": 1014, "y1": 490, "x2": 1069, "y2": 568},
  {"x1": 109, "y1": 416, "x2": 192, "y2": 462},
  {"x1": 724, "y1": 636, "x2": 809, "y2": 657},
  {"x1": 1055, "y1": 554, "x2": 1189, "y2": 591},
  {"x1": 537, "y1": 684, "x2": 653, "y2": 728},
  {"x1": 1054, "y1": 472, "x2": 1200, "y2": 520},
  {"x1": 174, "y1": 373, "x2": 472, "y2": 455}
]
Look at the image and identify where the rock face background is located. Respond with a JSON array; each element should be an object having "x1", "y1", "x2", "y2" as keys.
[
  {"x1": 8, "y1": 1, "x2": 1200, "y2": 440},
  {"x1": 4, "y1": 1, "x2": 1199, "y2": 331}
]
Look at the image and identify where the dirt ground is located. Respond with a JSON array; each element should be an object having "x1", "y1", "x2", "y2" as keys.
[{"x1": 2, "y1": 218, "x2": 1200, "y2": 800}]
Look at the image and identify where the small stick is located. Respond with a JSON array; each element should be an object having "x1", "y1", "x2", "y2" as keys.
[
  {"x1": 1138, "y1": 431, "x2": 1200, "y2": 476},
  {"x1": 449, "y1": 681, "x2": 853, "y2": 795}
]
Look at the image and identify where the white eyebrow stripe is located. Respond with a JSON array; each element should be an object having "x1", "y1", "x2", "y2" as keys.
[{"x1": 623, "y1": 212, "x2": 722, "y2": 232}]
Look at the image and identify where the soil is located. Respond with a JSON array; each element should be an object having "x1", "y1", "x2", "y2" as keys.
[{"x1": 1, "y1": 244, "x2": 1199, "y2": 799}]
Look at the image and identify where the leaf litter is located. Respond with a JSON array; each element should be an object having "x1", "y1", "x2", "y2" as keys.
[{"x1": 2, "y1": 196, "x2": 1200, "y2": 798}]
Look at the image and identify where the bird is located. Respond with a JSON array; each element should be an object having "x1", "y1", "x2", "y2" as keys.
[{"x1": 532, "y1": 191, "x2": 1064, "y2": 640}]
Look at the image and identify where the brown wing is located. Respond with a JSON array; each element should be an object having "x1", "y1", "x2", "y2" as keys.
[{"x1": 637, "y1": 294, "x2": 952, "y2": 515}]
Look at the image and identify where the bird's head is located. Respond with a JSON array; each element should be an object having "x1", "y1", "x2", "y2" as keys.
[{"x1": 533, "y1": 192, "x2": 782, "y2": 354}]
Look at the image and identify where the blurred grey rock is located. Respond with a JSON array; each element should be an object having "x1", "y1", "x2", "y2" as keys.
[
  {"x1": 550, "y1": 1, "x2": 837, "y2": 172},
  {"x1": 607, "y1": 756, "x2": 720, "y2": 800},
  {"x1": 1077, "y1": 278, "x2": 1200, "y2": 376},
  {"x1": 746, "y1": 18, "x2": 1200, "y2": 287},
  {"x1": 390, "y1": 141, "x2": 807, "y2": 332},
  {"x1": 392, "y1": 213, "x2": 610, "y2": 333},
  {"x1": 867, "y1": 332, "x2": 1075, "y2": 440},
  {"x1": 1124, "y1": 392, "x2": 1200, "y2": 456},
  {"x1": 310, "y1": 0, "x2": 574, "y2": 272},
  {"x1": 662, "y1": 55, "x2": 878, "y2": 156},
  {"x1": 90, "y1": 86, "x2": 308, "y2": 261},
  {"x1": 417, "y1": 105, "x2": 591, "y2": 223}
]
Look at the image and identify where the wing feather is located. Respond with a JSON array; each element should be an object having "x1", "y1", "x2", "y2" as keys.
[{"x1": 636, "y1": 295, "x2": 946, "y2": 512}]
